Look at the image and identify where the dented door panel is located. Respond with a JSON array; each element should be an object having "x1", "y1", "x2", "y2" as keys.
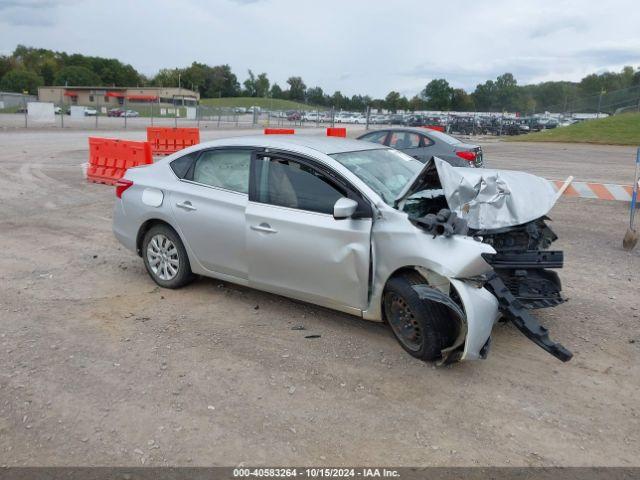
[{"x1": 246, "y1": 201, "x2": 372, "y2": 313}]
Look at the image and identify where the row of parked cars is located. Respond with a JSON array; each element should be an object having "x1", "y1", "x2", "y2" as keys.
[
  {"x1": 52, "y1": 106, "x2": 140, "y2": 117},
  {"x1": 267, "y1": 109, "x2": 575, "y2": 137}
]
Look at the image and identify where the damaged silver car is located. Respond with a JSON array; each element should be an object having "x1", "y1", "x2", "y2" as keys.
[{"x1": 113, "y1": 135, "x2": 572, "y2": 364}]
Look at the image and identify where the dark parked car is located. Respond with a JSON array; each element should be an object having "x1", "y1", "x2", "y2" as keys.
[
  {"x1": 286, "y1": 110, "x2": 301, "y2": 121},
  {"x1": 388, "y1": 114, "x2": 404, "y2": 125},
  {"x1": 358, "y1": 127, "x2": 484, "y2": 167},
  {"x1": 108, "y1": 108, "x2": 124, "y2": 117}
]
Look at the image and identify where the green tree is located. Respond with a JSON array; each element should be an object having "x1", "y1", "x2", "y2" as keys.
[
  {"x1": 54, "y1": 66, "x2": 102, "y2": 86},
  {"x1": 472, "y1": 80, "x2": 496, "y2": 111},
  {"x1": 450, "y1": 89, "x2": 475, "y2": 111},
  {"x1": 0, "y1": 69, "x2": 44, "y2": 94},
  {"x1": 286, "y1": 76, "x2": 306, "y2": 101},
  {"x1": 0, "y1": 55, "x2": 13, "y2": 79},
  {"x1": 494, "y1": 73, "x2": 518, "y2": 111},
  {"x1": 422, "y1": 79, "x2": 453, "y2": 110},
  {"x1": 331, "y1": 91, "x2": 345, "y2": 109},
  {"x1": 255, "y1": 73, "x2": 270, "y2": 97},
  {"x1": 384, "y1": 91, "x2": 401, "y2": 112},
  {"x1": 306, "y1": 86, "x2": 325, "y2": 106},
  {"x1": 270, "y1": 83, "x2": 283, "y2": 98},
  {"x1": 243, "y1": 69, "x2": 257, "y2": 96},
  {"x1": 408, "y1": 95, "x2": 423, "y2": 111}
]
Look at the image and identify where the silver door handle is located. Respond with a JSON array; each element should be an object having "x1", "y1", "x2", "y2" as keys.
[
  {"x1": 176, "y1": 201, "x2": 197, "y2": 211},
  {"x1": 251, "y1": 223, "x2": 278, "y2": 234}
]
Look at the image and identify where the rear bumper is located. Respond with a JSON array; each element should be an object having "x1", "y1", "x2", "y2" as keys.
[{"x1": 112, "y1": 200, "x2": 137, "y2": 253}]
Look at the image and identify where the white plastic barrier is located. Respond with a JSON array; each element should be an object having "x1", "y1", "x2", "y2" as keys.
[
  {"x1": 70, "y1": 106, "x2": 85, "y2": 118},
  {"x1": 27, "y1": 102, "x2": 55, "y2": 123},
  {"x1": 186, "y1": 107, "x2": 197, "y2": 120}
]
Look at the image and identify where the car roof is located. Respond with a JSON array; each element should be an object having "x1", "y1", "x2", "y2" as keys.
[{"x1": 195, "y1": 134, "x2": 382, "y2": 155}]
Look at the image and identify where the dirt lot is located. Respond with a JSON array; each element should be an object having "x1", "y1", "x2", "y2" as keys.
[{"x1": 0, "y1": 125, "x2": 639, "y2": 467}]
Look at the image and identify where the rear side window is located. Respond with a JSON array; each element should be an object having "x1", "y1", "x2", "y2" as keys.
[
  {"x1": 254, "y1": 157, "x2": 346, "y2": 214},
  {"x1": 389, "y1": 132, "x2": 421, "y2": 149},
  {"x1": 192, "y1": 149, "x2": 252, "y2": 193},
  {"x1": 170, "y1": 152, "x2": 197, "y2": 178}
]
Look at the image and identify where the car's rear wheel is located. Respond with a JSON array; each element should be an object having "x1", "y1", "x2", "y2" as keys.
[
  {"x1": 383, "y1": 273, "x2": 457, "y2": 362},
  {"x1": 142, "y1": 224, "x2": 194, "y2": 289}
]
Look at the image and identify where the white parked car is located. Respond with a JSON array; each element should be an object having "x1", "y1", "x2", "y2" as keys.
[
  {"x1": 84, "y1": 107, "x2": 97, "y2": 116},
  {"x1": 335, "y1": 112, "x2": 353, "y2": 123},
  {"x1": 303, "y1": 112, "x2": 320, "y2": 122}
]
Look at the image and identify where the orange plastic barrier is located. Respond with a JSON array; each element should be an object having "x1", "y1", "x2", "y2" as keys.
[
  {"x1": 87, "y1": 137, "x2": 153, "y2": 185},
  {"x1": 326, "y1": 127, "x2": 347, "y2": 138},
  {"x1": 146, "y1": 127, "x2": 200, "y2": 155},
  {"x1": 264, "y1": 128, "x2": 295, "y2": 134},
  {"x1": 424, "y1": 125, "x2": 445, "y2": 132}
]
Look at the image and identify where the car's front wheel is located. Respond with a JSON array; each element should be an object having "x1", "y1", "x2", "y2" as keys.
[
  {"x1": 383, "y1": 273, "x2": 458, "y2": 362},
  {"x1": 142, "y1": 224, "x2": 194, "y2": 289}
]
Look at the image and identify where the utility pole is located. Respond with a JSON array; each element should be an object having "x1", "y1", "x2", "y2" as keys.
[{"x1": 597, "y1": 89, "x2": 605, "y2": 118}]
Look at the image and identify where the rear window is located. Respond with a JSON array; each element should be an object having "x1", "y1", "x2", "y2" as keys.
[
  {"x1": 424, "y1": 129, "x2": 463, "y2": 145},
  {"x1": 170, "y1": 152, "x2": 197, "y2": 178}
]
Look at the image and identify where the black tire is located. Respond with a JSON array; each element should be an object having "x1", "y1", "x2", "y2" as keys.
[
  {"x1": 142, "y1": 224, "x2": 194, "y2": 289},
  {"x1": 383, "y1": 272, "x2": 458, "y2": 362}
]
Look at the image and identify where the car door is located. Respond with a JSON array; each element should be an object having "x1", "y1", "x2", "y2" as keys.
[
  {"x1": 246, "y1": 152, "x2": 373, "y2": 314},
  {"x1": 387, "y1": 130, "x2": 426, "y2": 161},
  {"x1": 169, "y1": 148, "x2": 252, "y2": 280}
]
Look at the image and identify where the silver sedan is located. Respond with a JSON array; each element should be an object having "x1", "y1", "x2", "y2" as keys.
[
  {"x1": 113, "y1": 135, "x2": 571, "y2": 364},
  {"x1": 358, "y1": 127, "x2": 484, "y2": 167}
]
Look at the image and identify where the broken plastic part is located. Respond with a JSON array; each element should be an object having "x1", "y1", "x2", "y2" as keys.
[
  {"x1": 412, "y1": 284, "x2": 468, "y2": 364},
  {"x1": 484, "y1": 271, "x2": 573, "y2": 362},
  {"x1": 414, "y1": 208, "x2": 469, "y2": 238}
]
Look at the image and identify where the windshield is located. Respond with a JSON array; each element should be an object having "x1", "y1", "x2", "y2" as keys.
[{"x1": 330, "y1": 148, "x2": 423, "y2": 204}]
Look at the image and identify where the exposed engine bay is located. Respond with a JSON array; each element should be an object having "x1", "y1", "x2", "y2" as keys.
[{"x1": 397, "y1": 158, "x2": 572, "y2": 362}]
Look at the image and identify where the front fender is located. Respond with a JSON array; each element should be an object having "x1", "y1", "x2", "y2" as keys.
[{"x1": 364, "y1": 212, "x2": 495, "y2": 321}]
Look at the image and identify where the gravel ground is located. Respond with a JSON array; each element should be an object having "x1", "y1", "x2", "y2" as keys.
[{"x1": 0, "y1": 126, "x2": 639, "y2": 467}]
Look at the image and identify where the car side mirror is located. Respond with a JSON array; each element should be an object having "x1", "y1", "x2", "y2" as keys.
[{"x1": 333, "y1": 197, "x2": 358, "y2": 220}]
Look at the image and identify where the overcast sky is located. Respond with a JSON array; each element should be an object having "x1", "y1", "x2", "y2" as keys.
[{"x1": 1, "y1": 0, "x2": 639, "y2": 97}]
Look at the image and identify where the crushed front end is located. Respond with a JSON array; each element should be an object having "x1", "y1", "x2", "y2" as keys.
[{"x1": 397, "y1": 158, "x2": 573, "y2": 362}]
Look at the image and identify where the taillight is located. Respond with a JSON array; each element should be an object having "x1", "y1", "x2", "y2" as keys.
[
  {"x1": 455, "y1": 151, "x2": 477, "y2": 162},
  {"x1": 115, "y1": 178, "x2": 134, "y2": 199}
]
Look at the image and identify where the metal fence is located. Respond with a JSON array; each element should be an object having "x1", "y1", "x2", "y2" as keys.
[{"x1": 0, "y1": 99, "x2": 381, "y2": 131}]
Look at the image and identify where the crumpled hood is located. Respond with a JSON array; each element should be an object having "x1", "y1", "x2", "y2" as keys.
[{"x1": 434, "y1": 158, "x2": 558, "y2": 230}]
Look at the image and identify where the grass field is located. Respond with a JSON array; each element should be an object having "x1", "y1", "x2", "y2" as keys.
[
  {"x1": 510, "y1": 112, "x2": 640, "y2": 145},
  {"x1": 199, "y1": 97, "x2": 323, "y2": 111}
]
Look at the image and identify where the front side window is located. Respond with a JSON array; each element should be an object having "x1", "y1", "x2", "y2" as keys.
[
  {"x1": 192, "y1": 149, "x2": 251, "y2": 193},
  {"x1": 360, "y1": 131, "x2": 388, "y2": 145},
  {"x1": 254, "y1": 157, "x2": 346, "y2": 214},
  {"x1": 331, "y1": 149, "x2": 422, "y2": 204}
]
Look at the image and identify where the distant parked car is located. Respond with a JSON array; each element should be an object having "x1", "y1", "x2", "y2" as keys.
[
  {"x1": 358, "y1": 127, "x2": 484, "y2": 167},
  {"x1": 335, "y1": 112, "x2": 353, "y2": 123},
  {"x1": 108, "y1": 108, "x2": 124, "y2": 117},
  {"x1": 388, "y1": 114, "x2": 404, "y2": 125},
  {"x1": 54, "y1": 106, "x2": 62, "y2": 115},
  {"x1": 122, "y1": 110, "x2": 140, "y2": 117},
  {"x1": 285, "y1": 110, "x2": 301, "y2": 121},
  {"x1": 352, "y1": 115, "x2": 367, "y2": 124},
  {"x1": 84, "y1": 107, "x2": 97, "y2": 116},
  {"x1": 303, "y1": 111, "x2": 320, "y2": 122}
]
